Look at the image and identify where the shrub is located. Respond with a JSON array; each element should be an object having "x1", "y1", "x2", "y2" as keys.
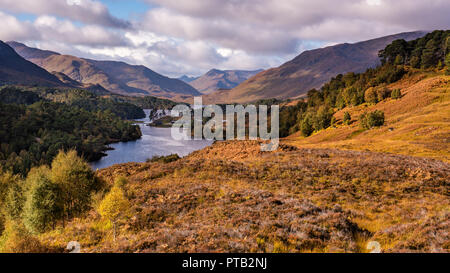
[
  {"x1": 0, "y1": 221, "x2": 44, "y2": 253},
  {"x1": 364, "y1": 87, "x2": 378, "y2": 104},
  {"x1": 376, "y1": 86, "x2": 391, "y2": 102},
  {"x1": 343, "y1": 112, "x2": 351, "y2": 125},
  {"x1": 391, "y1": 89, "x2": 402, "y2": 99},
  {"x1": 147, "y1": 154, "x2": 181, "y2": 164},
  {"x1": 360, "y1": 110, "x2": 385, "y2": 130}
]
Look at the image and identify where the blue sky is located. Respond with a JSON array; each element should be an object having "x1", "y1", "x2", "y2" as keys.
[
  {"x1": 102, "y1": 0, "x2": 151, "y2": 20},
  {"x1": 0, "y1": 0, "x2": 449, "y2": 77}
]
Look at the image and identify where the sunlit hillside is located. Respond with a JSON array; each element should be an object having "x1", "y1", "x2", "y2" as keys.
[{"x1": 286, "y1": 71, "x2": 450, "y2": 162}]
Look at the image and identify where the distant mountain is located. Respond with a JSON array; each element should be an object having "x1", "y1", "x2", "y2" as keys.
[
  {"x1": 204, "y1": 31, "x2": 428, "y2": 103},
  {"x1": 0, "y1": 41, "x2": 64, "y2": 87},
  {"x1": 7, "y1": 42, "x2": 201, "y2": 100},
  {"x1": 178, "y1": 75, "x2": 199, "y2": 83},
  {"x1": 189, "y1": 69, "x2": 264, "y2": 94}
]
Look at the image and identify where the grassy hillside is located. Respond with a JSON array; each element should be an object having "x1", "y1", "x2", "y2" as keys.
[
  {"x1": 286, "y1": 72, "x2": 449, "y2": 162},
  {"x1": 25, "y1": 141, "x2": 448, "y2": 253}
]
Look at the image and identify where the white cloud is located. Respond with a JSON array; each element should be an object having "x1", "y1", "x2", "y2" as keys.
[
  {"x1": 1, "y1": 0, "x2": 449, "y2": 77},
  {"x1": 0, "y1": 0, "x2": 129, "y2": 28}
]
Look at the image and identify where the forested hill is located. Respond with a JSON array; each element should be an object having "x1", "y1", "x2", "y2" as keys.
[
  {"x1": 0, "y1": 87, "x2": 145, "y2": 176},
  {"x1": 279, "y1": 30, "x2": 450, "y2": 138}
]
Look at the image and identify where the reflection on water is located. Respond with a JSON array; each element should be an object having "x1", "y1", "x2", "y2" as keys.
[{"x1": 91, "y1": 110, "x2": 213, "y2": 170}]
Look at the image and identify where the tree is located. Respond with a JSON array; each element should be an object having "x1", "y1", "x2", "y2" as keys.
[
  {"x1": 410, "y1": 56, "x2": 420, "y2": 68},
  {"x1": 343, "y1": 112, "x2": 351, "y2": 125},
  {"x1": 5, "y1": 182, "x2": 25, "y2": 220},
  {"x1": 376, "y1": 86, "x2": 391, "y2": 102},
  {"x1": 360, "y1": 111, "x2": 385, "y2": 130},
  {"x1": 445, "y1": 52, "x2": 450, "y2": 75},
  {"x1": 364, "y1": 87, "x2": 378, "y2": 104},
  {"x1": 300, "y1": 115, "x2": 314, "y2": 137},
  {"x1": 98, "y1": 185, "x2": 129, "y2": 242},
  {"x1": 391, "y1": 89, "x2": 402, "y2": 99},
  {"x1": 23, "y1": 166, "x2": 63, "y2": 233},
  {"x1": 50, "y1": 150, "x2": 97, "y2": 220}
]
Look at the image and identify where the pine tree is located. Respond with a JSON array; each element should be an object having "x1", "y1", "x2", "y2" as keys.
[
  {"x1": 98, "y1": 185, "x2": 129, "y2": 242},
  {"x1": 23, "y1": 166, "x2": 63, "y2": 233}
]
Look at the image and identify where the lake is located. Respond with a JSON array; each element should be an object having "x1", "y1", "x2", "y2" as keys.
[{"x1": 91, "y1": 110, "x2": 213, "y2": 170}]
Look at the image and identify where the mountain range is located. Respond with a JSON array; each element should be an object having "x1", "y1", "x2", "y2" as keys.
[
  {"x1": 204, "y1": 31, "x2": 428, "y2": 103},
  {"x1": 187, "y1": 69, "x2": 264, "y2": 94},
  {"x1": 2, "y1": 31, "x2": 429, "y2": 103},
  {"x1": 178, "y1": 75, "x2": 199, "y2": 83},
  {"x1": 6, "y1": 42, "x2": 200, "y2": 100}
]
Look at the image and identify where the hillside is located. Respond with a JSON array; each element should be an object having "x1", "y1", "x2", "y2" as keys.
[
  {"x1": 0, "y1": 41, "x2": 64, "y2": 87},
  {"x1": 189, "y1": 69, "x2": 263, "y2": 94},
  {"x1": 285, "y1": 72, "x2": 450, "y2": 162},
  {"x1": 204, "y1": 31, "x2": 427, "y2": 103},
  {"x1": 28, "y1": 139, "x2": 447, "y2": 253},
  {"x1": 7, "y1": 42, "x2": 201, "y2": 100}
]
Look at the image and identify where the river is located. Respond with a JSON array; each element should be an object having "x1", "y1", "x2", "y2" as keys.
[{"x1": 91, "y1": 109, "x2": 213, "y2": 170}]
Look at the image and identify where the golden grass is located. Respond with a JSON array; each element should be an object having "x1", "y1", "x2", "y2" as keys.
[{"x1": 285, "y1": 74, "x2": 450, "y2": 162}]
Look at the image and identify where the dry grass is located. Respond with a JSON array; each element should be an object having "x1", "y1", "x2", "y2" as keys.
[
  {"x1": 37, "y1": 140, "x2": 449, "y2": 253},
  {"x1": 286, "y1": 74, "x2": 450, "y2": 162}
]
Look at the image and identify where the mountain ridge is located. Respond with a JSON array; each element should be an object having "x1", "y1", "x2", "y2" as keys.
[
  {"x1": 7, "y1": 42, "x2": 201, "y2": 100},
  {"x1": 0, "y1": 41, "x2": 65, "y2": 87},
  {"x1": 189, "y1": 68, "x2": 264, "y2": 94},
  {"x1": 204, "y1": 31, "x2": 428, "y2": 103}
]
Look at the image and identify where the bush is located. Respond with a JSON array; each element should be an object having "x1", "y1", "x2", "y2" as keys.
[
  {"x1": 364, "y1": 87, "x2": 378, "y2": 104},
  {"x1": 376, "y1": 86, "x2": 391, "y2": 102},
  {"x1": 147, "y1": 154, "x2": 181, "y2": 164},
  {"x1": 0, "y1": 221, "x2": 44, "y2": 253},
  {"x1": 391, "y1": 89, "x2": 402, "y2": 99},
  {"x1": 359, "y1": 110, "x2": 385, "y2": 130},
  {"x1": 343, "y1": 112, "x2": 351, "y2": 125}
]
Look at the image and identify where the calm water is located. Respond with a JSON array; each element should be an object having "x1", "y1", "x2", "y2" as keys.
[{"x1": 91, "y1": 110, "x2": 213, "y2": 170}]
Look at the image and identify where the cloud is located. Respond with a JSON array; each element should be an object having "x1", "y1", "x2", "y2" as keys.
[
  {"x1": 0, "y1": 11, "x2": 126, "y2": 47},
  {"x1": 1, "y1": 0, "x2": 449, "y2": 77},
  {"x1": 143, "y1": 0, "x2": 450, "y2": 50},
  {"x1": 0, "y1": 0, "x2": 130, "y2": 28},
  {"x1": 0, "y1": 11, "x2": 39, "y2": 41}
]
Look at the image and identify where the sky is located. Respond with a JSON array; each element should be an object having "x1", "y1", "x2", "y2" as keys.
[{"x1": 0, "y1": 0, "x2": 449, "y2": 77}]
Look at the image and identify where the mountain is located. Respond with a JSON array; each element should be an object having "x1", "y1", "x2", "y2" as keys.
[
  {"x1": 189, "y1": 69, "x2": 264, "y2": 94},
  {"x1": 0, "y1": 41, "x2": 64, "y2": 87},
  {"x1": 204, "y1": 31, "x2": 428, "y2": 103},
  {"x1": 7, "y1": 42, "x2": 201, "y2": 100},
  {"x1": 178, "y1": 75, "x2": 199, "y2": 83}
]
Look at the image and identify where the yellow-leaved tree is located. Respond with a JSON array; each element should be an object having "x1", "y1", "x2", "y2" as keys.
[{"x1": 98, "y1": 185, "x2": 129, "y2": 242}]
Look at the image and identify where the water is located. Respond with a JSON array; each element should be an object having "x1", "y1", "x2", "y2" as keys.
[{"x1": 91, "y1": 109, "x2": 213, "y2": 170}]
